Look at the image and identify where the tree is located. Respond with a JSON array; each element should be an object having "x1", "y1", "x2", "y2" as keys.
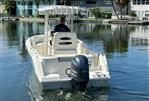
[
  {"x1": 111, "y1": 0, "x2": 120, "y2": 19},
  {"x1": 128, "y1": 10, "x2": 136, "y2": 17},
  {"x1": 90, "y1": 8, "x2": 101, "y2": 18},
  {"x1": 4, "y1": 0, "x2": 15, "y2": 16},
  {"x1": 116, "y1": 0, "x2": 129, "y2": 19}
]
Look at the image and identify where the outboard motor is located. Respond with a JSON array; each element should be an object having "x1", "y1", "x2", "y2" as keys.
[{"x1": 71, "y1": 55, "x2": 89, "y2": 91}]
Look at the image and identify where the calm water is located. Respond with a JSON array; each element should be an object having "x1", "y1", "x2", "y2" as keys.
[{"x1": 0, "y1": 21, "x2": 149, "y2": 101}]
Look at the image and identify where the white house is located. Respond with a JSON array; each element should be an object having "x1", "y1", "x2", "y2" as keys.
[
  {"x1": 0, "y1": 1, "x2": 4, "y2": 15},
  {"x1": 15, "y1": 0, "x2": 113, "y2": 17},
  {"x1": 131, "y1": 0, "x2": 149, "y2": 19}
]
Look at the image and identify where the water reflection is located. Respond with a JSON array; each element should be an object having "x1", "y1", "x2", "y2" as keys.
[
  {"x1": 1, "y1": 21, "x2": 18, "y2": 46},
  {"x1": 1, "y1": 21, "x2": 149, "y2": 101},
  {"x1": 129, "y1": 26, "x2": 149, "y2": 46},
  {"x1": 74, "y1": 24, "x2": 129, "y2": 55},
  {"x1": 2, "y1": 22, "x2": 149, "y2": 59},
  {"x1": 0, "y1": 21, "x2": 44, "y2": 60},
  {"x1": 1, "y1": 22, "x2": 130, "y2": 59},
  {"x1": 106, "y1": 25, "x2": 128, "y2": 53}
]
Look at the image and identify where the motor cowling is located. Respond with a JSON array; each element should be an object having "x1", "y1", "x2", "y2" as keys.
[{"x1": 71, "y1": 55, "x2": 89, "y2": 91}]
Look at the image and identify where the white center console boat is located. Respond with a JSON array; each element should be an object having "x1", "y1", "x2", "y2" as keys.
[{"x1": 26, "y1": 5, "x2": 110, "y2": 91}]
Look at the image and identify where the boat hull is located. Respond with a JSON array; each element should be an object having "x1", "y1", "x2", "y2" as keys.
[
  {"x1": 42, "y1": 79, "x2": 109, "y2": 90},
  {"x1": 26, "y1": 34, "x2": 110, "y2": 90}
]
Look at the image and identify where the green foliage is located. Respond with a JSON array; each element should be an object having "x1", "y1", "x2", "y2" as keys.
[
  {"x1": 4, "y1": 0, "x2": 15, "y2": 15},
  {"x1": 90, "y1": 8, "x2": 101, "y2": 18},
  {"x1": 90, "y1": 8, "x2": 112, "y2": 18},
  {"x1": 101, "y1": 11, "x2": 112, "y2": 18},
  {"x1": 128, "y1": 11, "x2": 137, "y2": 17}
]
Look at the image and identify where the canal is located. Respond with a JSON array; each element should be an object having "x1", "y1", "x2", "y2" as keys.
[{"x1": 0, "y1": 21, "x2": 149, "y2": 101}]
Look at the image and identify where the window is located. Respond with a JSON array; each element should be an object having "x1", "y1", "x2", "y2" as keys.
[
  {"x1": 142, "y1": 0, "x2": 145, "y2": 4},
  {"x1": 145, "y1": 11, "x2": 149, "y2": 16},
  {"x1": 133, "y1": 0, "x2": 136, "y2": 5},
  {"x1": 22, "y1": 1, "x2": 25, "y2": 5},
  {"x1": 86, "y1": 0, "x2": 96, "y2": 4},
  {"x1": 71, "y1": 1, "x2": 75, "y2": 5},
  {"x1": 137, "y1": 0, "x2": 141, "y2": 4},
  {"x1": 146, "y1": 0, "x2": 149, "y2": 4},
  {"x1": 29, "y1": 1, "x2": 33, "y2": 5},
  {"x1": 18, "y1": 1, "x2": 22, "y2": 5},
  {"x1": 79, "y1": 1, "x2": 85, "y2": 6}
]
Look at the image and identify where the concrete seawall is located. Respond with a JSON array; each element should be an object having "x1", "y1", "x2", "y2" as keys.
[
  {"x1": 19, "y1": 17, "x2": 111, "y2": 23},
  {"x1": 19, "y1": 17, "x2": 44, "y2": 23}
]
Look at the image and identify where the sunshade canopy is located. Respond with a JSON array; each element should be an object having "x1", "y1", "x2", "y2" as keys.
[{"x1": 38, "y1": 5, "x2": 87, "y2": 15}]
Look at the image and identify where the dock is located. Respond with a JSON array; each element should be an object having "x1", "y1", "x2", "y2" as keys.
[
  {"x1": 0, "y1": 16, "x2": 19, "y2": 21},
  {"x1": 128, "y1": 20, "x2": 149, "y2": 25},
  {"x1": 109, "y1": 19, "x2": 149, "y2": 25}
]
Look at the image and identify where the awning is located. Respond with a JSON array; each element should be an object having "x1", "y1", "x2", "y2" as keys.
[{"x1": 38, "y1": 5, "x2": 87, "y2": 15}]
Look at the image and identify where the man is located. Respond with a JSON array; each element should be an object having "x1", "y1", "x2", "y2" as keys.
[{"x1": 54, "y1": 17, "x2": 70, "y2": 32}]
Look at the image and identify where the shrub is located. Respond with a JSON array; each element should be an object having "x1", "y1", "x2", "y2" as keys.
[
  {"x1": 129, "y1": 11, "x2": 137, "y2": 17},
  {"x1": 101, "y1": 11, "x2": 112, "y2": 18},
  {"x1": 90, "y1": 7, "x2": 101, "y2": 18},
  {"x1": 90, "y1": 8, "x2": 112, "y2": 18}
]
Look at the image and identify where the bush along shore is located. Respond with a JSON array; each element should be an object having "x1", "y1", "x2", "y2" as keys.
[{"x1": 0, "y1": 16, "x2": 111, "y2": 24}]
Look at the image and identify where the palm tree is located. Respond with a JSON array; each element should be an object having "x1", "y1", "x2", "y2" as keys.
[
  {"x1": 111, "y1": 0, "x2": 120, "y2": 19},
  {"x1": 4, "y1": 0, "x2": 15, "y2": 16},
  {"x1": 116, "y1": 0, "x2": 129, "y2": 19}
]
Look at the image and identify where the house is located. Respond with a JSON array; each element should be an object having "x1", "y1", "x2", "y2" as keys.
[
  {"x1": 16, "y1": 0, "x2": 37, "y2": 16},
  {"x1": 131, "y1": 0, "x2": 149, "y2": 19},
  {"x1": 15, "y1": 0, "x2": 114, "y2": 17},
  {"x1": 2, "y1": 0, "x2": 130, "y2": 17},
  {"x1": 0, "y1": 0, "x2": 4, "y2": 16},
  {"x1": 15, "y1": 0, "x2": 68, "y2": 16}
]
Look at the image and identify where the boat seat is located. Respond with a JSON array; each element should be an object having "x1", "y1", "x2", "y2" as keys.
[
  {"x1": 31, "y1": 35, "x2": 44, "y2": 46},
  {"x1": 52, "y1": 32, "x2": 77, "y2": 55}
]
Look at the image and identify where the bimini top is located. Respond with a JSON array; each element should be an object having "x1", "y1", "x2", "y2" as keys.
[{"x1": 38, "y1": 5, "x2": 87, "y2": 15}]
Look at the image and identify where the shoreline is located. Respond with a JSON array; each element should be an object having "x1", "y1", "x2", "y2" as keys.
[
  {"x1": 1, "y1": 17, "x2": 111, "y2": 24},
  {"x1": 19, "y1": 17, "x2": 44, "y2": 22},
  {"x1": 1, "y1": 17, "x2": 149, "y2": 25},
  {"x1": 18, "y1": 17, "x2": 111, "y2": 23}
]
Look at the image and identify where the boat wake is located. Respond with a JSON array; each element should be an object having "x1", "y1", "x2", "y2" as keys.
[{"x1": 111, "y1": 86, "x2": 149, "y2": 100}]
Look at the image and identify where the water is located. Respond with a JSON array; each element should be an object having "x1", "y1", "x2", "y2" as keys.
[{"x1": 0, "y1": 21, "x2": 149, "y2": 101}]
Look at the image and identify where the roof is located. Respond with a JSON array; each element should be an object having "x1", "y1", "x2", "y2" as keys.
[{"x1": 38, "y1": 5, "x2": 87, "y2": 15}]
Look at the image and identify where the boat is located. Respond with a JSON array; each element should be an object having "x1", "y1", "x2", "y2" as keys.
[
  {"x1": 128, "y1": 20, "x2": 149, "y2": 25},
  {"x1": 109, "y1": 19, "x2": 149, "y2": 25},
  {"x1": 26, "y1": 5, "x2": 110, "y2": 91}
]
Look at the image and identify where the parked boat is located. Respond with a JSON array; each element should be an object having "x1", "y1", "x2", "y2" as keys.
[
  {"x1": 26, "y1": 5, "x2": 110, "y2": 91},
  {"x1": 109, "y1": 19, "x2": 149, "y2": 25},
  {"x1": 128, "y1": 20, "x2": 149, "y2": 25}
]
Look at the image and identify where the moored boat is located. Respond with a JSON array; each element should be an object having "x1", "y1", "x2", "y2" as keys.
[{"x1": 128, "y1": 20, "x2": 149, "y2": 25}]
